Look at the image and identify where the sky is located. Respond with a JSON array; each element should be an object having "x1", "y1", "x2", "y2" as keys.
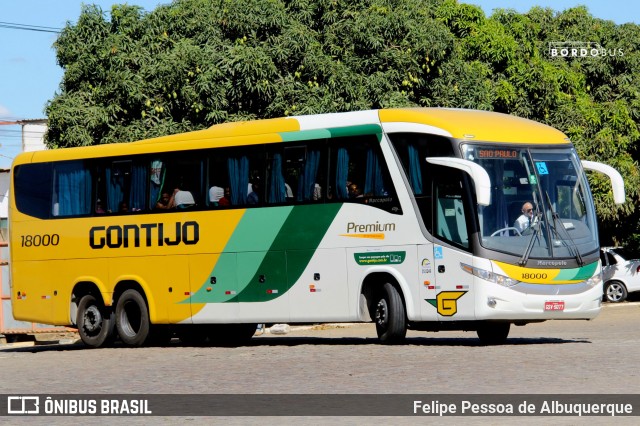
[{"x1": 0, "y1": 0, "x2": 638, "y2": 167}]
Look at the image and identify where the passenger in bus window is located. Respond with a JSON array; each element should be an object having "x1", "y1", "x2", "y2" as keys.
[
  {"x1": 155, "y1": 192, "x2": 174, "y2": 210},
  {"x1": 95, "y1": 199, "x2": 106, "y2": 214},
  {"x1": 119, "y1": 201, "x2": 129, "y2": 213},
  {"x1": 248, "y1": 183, "x2": 260, "y2": 205},
  {"x1": 285, "y1": 182, "x2": 294, "y2": 202},
  {"x1": 218, "y1": 187, "x2": 231, "y2": 206},
  {"x1": 348, "y1": 183, "x2": 362, "y2": 199},
  {"x1": 209, "y1": 185, "x2": 224, "y2": 205},
  {"x1": 174, "y1": 187, "x2": 196, "y2": 209},
  {"x1": 313, "y1": 182, "x2": 322, "y2": 201}
]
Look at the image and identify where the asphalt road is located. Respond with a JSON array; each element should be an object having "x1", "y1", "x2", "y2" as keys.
[{"x1": 0, "y1": 302, "x2": 639, "y2": 424}]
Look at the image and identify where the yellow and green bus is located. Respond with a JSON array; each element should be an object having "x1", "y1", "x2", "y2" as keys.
[{"x1": 10, "y1": 108, "x2": 624, "y2": 347}]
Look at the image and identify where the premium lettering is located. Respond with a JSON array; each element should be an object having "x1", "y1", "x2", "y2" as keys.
[
  {"x1": 89, "y1": 221, "x2": 199, "y2": 249},
  {"x1": 346, "y1": 221, "x2": 396, "y2": 233}
]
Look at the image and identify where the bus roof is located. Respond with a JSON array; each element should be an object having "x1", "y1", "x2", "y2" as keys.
[
  {"x1": 15, "y1": 108, "x2": 569, "y2": 165},
  {"x1": 378, "y1": 108, "x2": 570, "y2": 144}
]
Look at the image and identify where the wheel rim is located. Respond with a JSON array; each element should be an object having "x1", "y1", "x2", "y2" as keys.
[
  {"x1": 375, "y1": 299, "x2": 388, "y2": 327},
  {"x1": 82, "y1": 305, "x2": 103, "y2": 335},
  {"x1": 606, "y1": 283, "x2": 624, "y2": 302}
]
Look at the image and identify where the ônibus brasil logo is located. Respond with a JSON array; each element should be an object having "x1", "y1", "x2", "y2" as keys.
[{"x1": 549, "y1": 42, "x2": 623, "y2": 58}]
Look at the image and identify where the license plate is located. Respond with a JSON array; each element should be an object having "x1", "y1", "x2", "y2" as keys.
[{"x1": 544, "y1": 301, "x2": 565, "y2": 311}]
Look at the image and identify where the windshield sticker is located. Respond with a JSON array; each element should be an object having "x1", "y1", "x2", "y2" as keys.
[
  {"x1": 529, "y1": 175, "x2": 538, "y2": 184},
  {"x1": 426, "y1": 291, "x2": 467, "y2": 316},
  {"x1": 354, "y1": 251, "x2": 405, "y2": 265},
  {"x1": 434, "y1": 247, "x2": 443, "y2": 259},
  {"x1": 535, "y1": 162, "x2": 549, "y2": 175}
]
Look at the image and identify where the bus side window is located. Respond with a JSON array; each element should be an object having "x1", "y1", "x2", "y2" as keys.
[
  {"x1": 52, "y1": 160, "x2": 93, "y2": 217},
  {"x1": 104, "y1": 160, "x2": 131, "y2": 214},
  {"x1": 330, "y1": 135, "x2": 398, "y2": 212},
  {"x1": 13, "y1": 163, "x2": 53, "y2": 219},
  {"x1": 266, "y1": 150, "x2": 288, "y2": 205},
  {"x1": 278, "y1": 143, "x2": 324, "y2": 204}
]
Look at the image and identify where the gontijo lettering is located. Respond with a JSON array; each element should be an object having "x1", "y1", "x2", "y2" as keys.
[{"x1": 89, "y1": 221, "x2": 199, "y2": 249}]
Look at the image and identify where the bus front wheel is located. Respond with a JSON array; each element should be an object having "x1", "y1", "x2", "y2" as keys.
[
  {"x1": 115, "y1": 289, "x2": 150, "y2": 347},
  {"x1": 76, "y1": 294, "x2": 114, "y2": 348},
  {"x1": 374, "y1": 283, "x2": 406, "y2": 344}
]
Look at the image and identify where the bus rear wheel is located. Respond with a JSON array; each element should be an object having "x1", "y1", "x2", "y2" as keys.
[
  {"x1": 115, "y1": 289, "x2": 150, "y2": 347},
  {"x1": 374, "y1": 283, "x2": 406, "y2": 344},
  {"x1": 477, "y1": 322, "x2": 510, "y2": 345},
  {"x1": 76, "y1": 294, "x2": 114, "y2": 348}
]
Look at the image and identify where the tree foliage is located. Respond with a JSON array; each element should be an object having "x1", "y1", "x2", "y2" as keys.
[{"x1": 46, "y1": 0, "x2": 640, "y2": 246}]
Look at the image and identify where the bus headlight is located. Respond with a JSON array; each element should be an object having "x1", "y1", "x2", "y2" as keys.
[
  {"x1": 584, "y1": 273, "x2": 602, "y2": 289},
  {"x1": 461, "y1": 263, "x2": 520, "y2": 287}
]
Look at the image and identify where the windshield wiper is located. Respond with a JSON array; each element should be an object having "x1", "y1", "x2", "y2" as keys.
[
  {"x1": 545, "y1": 191, "x2": 584, "y2": 266},
  {"x1": 518, "y1": 212, "x2": 542, "y2": 266}
]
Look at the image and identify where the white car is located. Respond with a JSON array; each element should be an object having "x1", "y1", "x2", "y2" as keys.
[{"x1": 600, "y1": 247, "x2": 640, "y2": 303}]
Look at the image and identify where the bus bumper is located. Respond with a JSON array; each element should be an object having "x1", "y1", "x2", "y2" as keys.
[{"x1": 474, "y1": 282, "x2": 602, "y2": 321}]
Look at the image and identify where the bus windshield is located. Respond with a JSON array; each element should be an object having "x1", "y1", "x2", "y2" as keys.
[{"x1": 463, "y1": 144, "x2": 598, "y2": 261}]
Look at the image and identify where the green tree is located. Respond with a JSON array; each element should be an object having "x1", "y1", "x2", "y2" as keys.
[{"x1": 46, "y1": 0, "x2": 640, "y2": 247}]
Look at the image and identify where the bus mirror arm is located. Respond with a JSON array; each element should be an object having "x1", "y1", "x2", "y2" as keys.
[
  {"x1": 426, "y1": 157, "x2": 491, "y2": 206},
  {"x1": 581, "y1": 160, "x2": 625, "y2": 205}
]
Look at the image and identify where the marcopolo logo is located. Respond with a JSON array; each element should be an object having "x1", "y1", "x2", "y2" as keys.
[{"x1": 549, "y1": 42, "x2": 623, "y2": 58}]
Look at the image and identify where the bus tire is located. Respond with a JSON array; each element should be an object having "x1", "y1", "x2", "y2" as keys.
[
  {"x1": 76, "y1": 294, "x2": 114, "y2": 348},
  {"x1": 374, "y1": 282, "x2": 406, "y2": 344},
  {"x1": 208, "y1": 323, "x2": 257, "y2": 347},
  {"x1": 115, "y1": 289, "x2": 150, "y2": 347},
  {"x1": 477, "y1": 322, "x2": 510, "y2": 345}
]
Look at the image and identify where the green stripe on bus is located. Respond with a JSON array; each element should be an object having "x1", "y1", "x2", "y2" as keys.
[
  {"x1": 279, "y1": 124, "x2": 382, "y2": 142},
  {"x1": 328, "y1": 124, "x2": 381, "y2": 138},
  {"x1": 280, "y1": 129, "x2": 331, "y2": 142},
  {"x1": 553, "y1": 261, "x2": 598, "y2": 281},
  {"x1": 189, "y1": 207, "x2": 293, "y2": 303},
  {"x1": 224, "y1": 207, "x2": 293, "y2": 252},
  {"x1": 229, "y1": 204, "x2": 341, "y2": 302},
  {"x1": 189, "y1": 204, "x2": 341, "y2": 304}
]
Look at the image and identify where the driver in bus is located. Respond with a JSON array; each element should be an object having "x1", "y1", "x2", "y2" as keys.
[{"x1": 514, "y1": 201, "x2": 534, "y2": 233}]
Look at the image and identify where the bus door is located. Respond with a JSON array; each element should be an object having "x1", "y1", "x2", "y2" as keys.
[{"x1": 431, "y1": 172, "x2": 476, "y2": 321}]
